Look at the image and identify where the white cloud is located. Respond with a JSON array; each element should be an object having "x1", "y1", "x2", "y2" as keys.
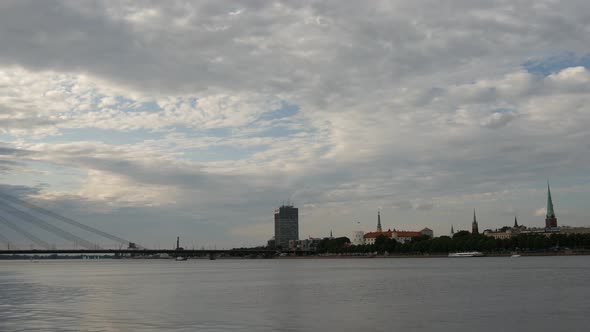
[
  {"x1": 481, "y1": 111, "x2": 517, "y2": 129},
  {"x1": 535, "y1": 207, "x2": 547, "y2": 217},
  {"x1": 1, "y1": 1, "x2": 590, "y2": 246}
]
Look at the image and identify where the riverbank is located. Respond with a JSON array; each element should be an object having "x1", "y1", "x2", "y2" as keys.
[
  {"x1": 279, "y1": 251, "x2": 590, "y2": 259},
  {"x1": 3, "y1": 250, "x2": 590, "y2": 260}
]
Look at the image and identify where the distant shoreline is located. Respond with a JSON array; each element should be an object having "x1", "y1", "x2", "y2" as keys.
[
  {"x1": 278, "y1": 252, "x2": 590, "y2": 259},
  {"x1": 2, "y1": 251, "x2": 589, "y2": 260}
]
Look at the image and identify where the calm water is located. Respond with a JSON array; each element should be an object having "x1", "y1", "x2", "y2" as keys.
[{"x1": 1, "y1": 257, "x2": 589, "y2": 332}]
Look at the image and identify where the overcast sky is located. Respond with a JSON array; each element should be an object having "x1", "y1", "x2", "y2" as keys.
[{"x1": 1, "y1": 0, "x2": 590, "y2": 248}]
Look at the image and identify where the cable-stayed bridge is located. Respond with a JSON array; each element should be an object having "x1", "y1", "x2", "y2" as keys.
[
  {"x1": 0, "y1": 191, "x2": 137, "y2": 251},
  {"x1": 0, "y1": 191, "x2": 295, "y2": 257}
]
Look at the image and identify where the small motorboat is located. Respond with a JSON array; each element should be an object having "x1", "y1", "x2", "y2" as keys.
[{"x1": 448, "y1": 251, "x2": 485, "y2": 257}]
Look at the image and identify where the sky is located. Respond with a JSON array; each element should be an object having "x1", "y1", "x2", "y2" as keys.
[{"x1": 1, "y1": 0, "x2": 590, "y2": 249}]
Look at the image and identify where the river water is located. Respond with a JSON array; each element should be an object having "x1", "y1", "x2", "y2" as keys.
[{"x1": 0, "y1": 256, "x2": 589, "y2": 332}]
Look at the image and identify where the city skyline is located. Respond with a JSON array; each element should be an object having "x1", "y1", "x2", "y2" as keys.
[
  {"x1": 359, "y1": 186, "x2": 562, "y2": 236},
  {"x1": 1, "y1": 1, "x2": 590, "y2": 248}
]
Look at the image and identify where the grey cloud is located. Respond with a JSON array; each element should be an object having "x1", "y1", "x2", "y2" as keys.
[
  {"x1": 0, "y1": 146, "x2": 32, "y2": 156},
  {"x1": 1, "y1": 0, "x2": 590, "y2": 100},
  {"x1": 32, "y1": 144, "x2": 213, "y2": 189},
  {"x1": 391, "y1": 201, "x2": 413, "y2": 211},
  {"x1": 0, "y1": 183, "x2": 42, "y2": 198},
  {"x1": 0, "y1": 148, "x2": 23, "y2": 156},
  {"x1": 0, "y1": 145, "x2": 31, "y2": 172},
  {"x1": 0, "y1": 160, "x2": 18, "y2": 173},
  {"x1": 0, "y1": 117, "x2": 58, "y2": 130},
  {"x1": 415, "y1": 202, "x2": 434, "y2": 211}
]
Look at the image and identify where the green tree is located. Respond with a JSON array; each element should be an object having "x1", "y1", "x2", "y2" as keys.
[{"x1": 453, "y1": 230, "x2": 471, "y2": 238}]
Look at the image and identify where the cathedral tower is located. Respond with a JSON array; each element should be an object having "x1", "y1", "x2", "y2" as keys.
[{"x1": 545, "y1": 183, "x2": 557, "y2": 228}]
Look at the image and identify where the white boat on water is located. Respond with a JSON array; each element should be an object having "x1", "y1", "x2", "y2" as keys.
[
  {"x1": 448, "y1": 252, "x2": 484, "y2": 257},
  {"x1": 175, "y1": 256, "x2": 188, "y2": 261}
]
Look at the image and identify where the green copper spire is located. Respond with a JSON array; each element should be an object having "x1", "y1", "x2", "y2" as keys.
[{"x1": 546, "y1": 183, "x2": 555, "y2": 218}]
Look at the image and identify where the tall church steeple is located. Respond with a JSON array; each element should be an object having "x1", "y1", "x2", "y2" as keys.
[
  {"x1": 377, "y1": 211, "x2": 382, "y2": 233},
  {"x1": 514, "y1": 216, "x2": 519, "y2": 228},
  {"x1": 472, "y1": 209, "x2": 479, "y2": 234},
  {"x1": 451, "y1": 224, "x2": 455, "y2": 236},
  {"x1": 545, "y1": 183, "x2": 557, "y2": 228}
]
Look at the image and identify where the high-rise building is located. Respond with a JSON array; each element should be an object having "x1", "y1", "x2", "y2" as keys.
[
  {"x1": 274, "y1": 205, "x2": 299, "y2": 249},
  {"x1": 472, "y1": 209, "x2": 479, "y2": 234},
  {"x1": 545, "y1": 183, "x2": 557, "y2": 228}
]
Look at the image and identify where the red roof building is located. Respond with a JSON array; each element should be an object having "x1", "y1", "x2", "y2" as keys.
[{"x1": 359, "y1": 211, "x2": 434, "y2": 245}]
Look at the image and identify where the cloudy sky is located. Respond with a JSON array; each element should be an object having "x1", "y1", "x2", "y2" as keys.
[{"x1": 1, "y1": 0, "x2": 590, "y2": 248}]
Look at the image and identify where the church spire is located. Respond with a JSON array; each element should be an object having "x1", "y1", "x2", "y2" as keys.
[
  {"x1": 514, "y1": 216, "x2": 519, "y2": 228},
  {"x1": 546, "y1": 183, "x2": 555, "y2": 218},
  {"x1": 451, "y1": 224, "x2": 454, "y2": 235},
  {"x1": 377, "y1": 211, "x2": 382, "y2": 233},
  {"x1": 545, "y1": 182, "x2": 557, "y2": 228},
  {"x1": 472, "y1": 209, "x2": 479, "y2": 234}
]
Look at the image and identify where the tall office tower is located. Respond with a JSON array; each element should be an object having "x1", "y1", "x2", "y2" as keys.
[
  {"x1": 545, "y1": 183, "x2": 558, "y2": 228},
  {"x1": 274, "y1": 205, "x2": 299, "y2": 249}
]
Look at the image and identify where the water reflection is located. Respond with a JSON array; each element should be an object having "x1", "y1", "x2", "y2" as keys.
[{"x1": 0, "y1": 258, "x2": 589, "y2": 331}]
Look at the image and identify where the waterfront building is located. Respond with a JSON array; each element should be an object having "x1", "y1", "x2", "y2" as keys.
[
  {"x1": 472, "y1": 209, "x2": 479, "y2": 234},
  {"x1": 483, "y1": 229, "x2": 514, "y2": 240},
  {"x1": 352, "y1": 230, "x2": 365, "y2": 246},
  {"x1": 519, "y1": 227, "x2": 560, "y2": 237},
  {"x1": 274, "y1": 205, "x2": 299, "y2": 249},
  {"x1": 363, "y1": 229, "x2": 431, "y2": 244},
  {"x1": 288, "y1": 237, "x2": 322, "y2": 251},
  {"x1": 395, "y1": 230, "x2": 429, "y2": 244},
  {"x1": 420, "y1": 227, "x2": 434, "y2": 238},
  {"x1": 360, "y1": 213, "x2": 433, "y2": 245},
  {"x1": 267, "y1": 237, "x2": 276, "y2": 248},
  {"x1": 545, "y1": 183, "x2": 558, "y2": 228},
  {"x1": 559, "y1": 226, "x2": 590, "y2": 235},
  {"x1": 364, "y1": 230, "x2": 394, "y2": 245}
]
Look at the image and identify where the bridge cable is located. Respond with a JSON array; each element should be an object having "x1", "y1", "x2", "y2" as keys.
[
  {"x1": 0, "y1": 214, "x2": 52, "y2": 249},
  {"x1": 0, "y1": 199, "x2": 101, "y2": 249},
  {"x1": 0, "y1": 192, "x2": 136, "y2": 248}
]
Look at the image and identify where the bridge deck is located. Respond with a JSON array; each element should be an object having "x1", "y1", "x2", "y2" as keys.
[{"x1": 0, "y1": 249, "x2": 304, "y2": 255}]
